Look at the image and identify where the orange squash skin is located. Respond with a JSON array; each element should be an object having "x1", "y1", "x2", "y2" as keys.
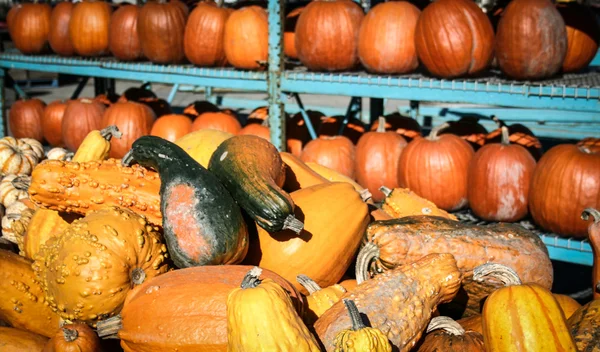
[
  {"x1": 0, "y1": 326, "x2": 49, "y2": 351},
  {"x1": 280, "y1": 152, "x2": 329, "y2": 192},
  {"x1": 43, "y1": 323, "x2": 101, "y2": 352},
  {"x1": 554, "y1": 294, "x2": 582, "y2": 320}
]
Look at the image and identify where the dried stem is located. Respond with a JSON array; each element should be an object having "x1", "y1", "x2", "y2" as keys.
[
  {"x1": 343, "y1": 299, "x2": 366, "y2": 331},
  {"x1": 355, "y1": 242, "x2": 380, "y2": 284},
  {"x1": 426, "y1": 316, "x2": 465, "y2": 335},
  {"x1": 582, "y1": 208, "x2": 600, "y2": 224},
  {"x1": 473, "y1": 263, "x2": 522, "y2": 286},
  {"x1": 427, "y1": 123, "x2": 450, "y2": 141},
  {"x1": 296, "y1": 274, "x2": 322, "y2": 294},
  {"x1": 241, "y1": 267, "x2": 263, "y2": 289}
]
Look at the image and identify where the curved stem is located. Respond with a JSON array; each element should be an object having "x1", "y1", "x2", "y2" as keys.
[
  {"x1": 100, "y1": 125, "x2": 122, "y2": 140},
  {"x1": 379, "y1": 186, "x2": 392, "y2": 197},
  {"x1": 296, "y1": 274, "x2": 322, "y2": 294},
  {"x1": 12, "y1": 176, "x2": 30, "y2": 191},
  {"x1": 473, "y1": 263, "x2": 522, "y2": 287},
  {"x1": 63, "y1": 327, "x2": 79, "y2": 342},
  {"x1": 426, "y1": 316, "x2": 465, "y2": 335},
  {"x1": 122, "y1": 150, "x2": 134, "y2": 167},
  {"x1": 582, "y1": 208, "x2": 600, "y2": 224},
  {"x1": 216, "y1": 0, "x2": 224, "y2": 7},
  {"x1": 96, "y1": 314, "x2": 122, "y2": 339},
  {"x1": 261, "y1": 118, "x2": 270, "y2": 127},
  {"x1": 282, "y1": 215, "x2": 304, "y2": 234},
  {"x1": 360, "y1": 189, "x2": 372, "y2": 202},
  {"x1": 131, "y1": 268, "x2": 146, "y2": 285},
  {"x1": 427, "y1": 123, "x2": 450, "y2": 141},
  {"x1": 376, "y1": 116, "x2": 386, "y2": 133},
  {"x1": 355, "y1": 242, "x2": 380, "y2": 284},
  {"x1": 500, "y1": 126, "x2": 510, "y2": 145},
  {"x1": 241, "y1": 267, "x2": 263, "y2": 289},
  {"x1": 343, "y1": 299, "x2": 366, "y2": 331}
]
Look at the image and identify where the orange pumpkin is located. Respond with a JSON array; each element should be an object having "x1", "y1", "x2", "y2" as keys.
[
  {"x1": 558, "y1": 2, "x2": 600, "y2": 73},
  {"x1": 109, "y1": 4, "x2": 143, "y2": 61},
  {"x1": 318, "y1": 115, "x2": 365, "y2": 144},
  {"x1": 370, "y1": 112, "x2": 422, "y2": 142},
  {"x1": 284, "y1": 7, "x2": 303, "y2": 59},
  {"x1": 301, "y1": 136, "x2": 356, "y2": 179},
  {"x1": 239, "y1": 120, "x2": 270, "y2": 141},
  {"x1": 49, "y1": 2, "x2": 74, "y2": 56},
  {"x1": 138, "y1": 0, "x2": 187, "y2": 64},
  {"x1": 150, "y1": 114, "x2": 192, "y2": 142},
  {"x1": 69, "y1": 1, "x2": 112, "y2": 57},
  {"x1": 287, "y1": 110, "x2": 323, "y2": 157},
  {"x1": 192, "y1": 112, "x2": 242, "y2": 134},
  {"x1": 43, "y1": 324, "x2": 101, "y2": 352},
  {"x1": 184, "y1": 2, "x2": 231, "y2": 67},
  {"x1": 42, "y1": 100, "x2": 68, "y2": 147},
  {"x1": 9, "y1": 98, "x2": 46, "y2": 142},
  {"x1": 223, "y1": 6, "x2": 268, "y2": 70},
  {"x1": 61, "y1": 98, "x2": 106, "y2": 152},
  {"x1": 101, "y1": 101, "x2": 156, "y2": 158},
  {"x1": 11, "y1": 3, "x2": 51, "y2": 54}
]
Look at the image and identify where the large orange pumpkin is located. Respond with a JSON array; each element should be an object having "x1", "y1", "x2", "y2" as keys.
[
  {"x1": 101, "y1": 102, "x2": 156, "y2": 158},
  {"x1": 49, "y1": 2, "x2": 74, "y2": 56},
  {"x1": 150, "y1": 114, "x2": 192, "y2": 142},
  {"x1": 295, "y1": 0, "x2": 364, "y2": 71},
  {"x1": 223, "y1": 6, "x2": 268, "y2": 70},
  {"x1": 184, "y1": 2, "x2": 231, "y2": 67},
  {"x1": 284, "y1": 7, "x2": 303, "y2": 59},
  {"x1": 8, "y1": 98, "x2": 45, "y2": 142},
  {"x1": 192, "y1": 112, "x2": 242, "y2": 134},
  {"x1": 301, "y1": 136, "x2": 356, "y2": 179},
  {"x1": 529, "y1": 144, "x2": 600, "y2": 238},
  {"x1": 398, "y1": 123, "x2": 474, "y2": 211},
  {"x1": 109, "y1": 4, "x2": 143, "y2": 61},
  {"x1": 138, "y1": 0, "x2": 187, "y2": 64},
  {"x1": 42, "y1": 100, "x2": 68, "y2": 147},
  {"x1": 61, "y1": 98, "x2": 106, "y2": 152},
  {"x1": 69, "y1": 1, "x2": 112, "y2": 57},
  {"x1": 6, "y1": 4, "x2": 22, "y2": 39},
  {"x1": 496, "y1": 0, "x2": 567, "y2": 80},
  {"x1": 558, "y1": 2, "x2": 600, "y2": 73},
  {"x1": 11, "y1": 3, "x2": 51, "y2": 55},
  {"x1": 358, "y1": 1, "x2": 420, "y2": 74}
]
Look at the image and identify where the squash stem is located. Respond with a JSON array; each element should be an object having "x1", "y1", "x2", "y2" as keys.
[
  {"x1": 473, "y1": 263, "x2": 522, "y2": 287},
  {"x1": 582, "y1": 208, "x2": 600, "y2": 224},
  {"x1": 500, "y1": 126, "x2": 510, "y2": 145},
  {"x1": 376, "y1": 116, "x2": 386, "y2": 133},
  {"x1": 131, "y1": 268, "x2": 147, "y2": 285},
  {"x1": 427, "y1": 123, "x2": 450, "y2": 141},
  {"x1": 355, "y1": 242, "x2": 380, "y2": 284},
  {"x1": 360, "y1": 189, "x2": 372, "y2": 202},
  {"x1": 63, "y1": 327, "x2": 79, "y2": 342},
  {"x1": 96, "y1": 314, "x2": 122, "y2": 339},
  {"x1": 343, "y1": 299, "x2": 366, "y2": 331},
  {"x1": 379, "y1": 186, "x2": 392, "y2": 197},
  {"x1": 426, "y1": 316, "x2": 465, "y2": 336},
  {"x1": 492, "y1": 116, "x2": 505, "y2": 129},
  {"x1": 241, "y1": 267, "x2": 263, "y2": 289},
  {"x1": 100, "y1": 125, "x2": 123, "y2": 140},
  {"x1": 296, "y1": 274, "x2": 322, "y2": 294},
  {"x1": 579, "y1": 146, "x2": 592, "y2": 154},
  {"x1": 282, "y1": 215, "x2": 304, "y2": 234},
  {"x1": 122, "y1": 150, "x2": 134, "y2": 167}
]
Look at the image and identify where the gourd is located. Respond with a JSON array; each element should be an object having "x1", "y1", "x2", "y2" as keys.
[
  {"x1": 583, "y1": 208, "x2": 600, "y2": 299},
  {"x1": 476, "y1": 264, "x2": 576, "y2": 351},
  {"x1": 49, "y1": 2, "x2": 74, "y2": 56},
  {"x1": 9, "y1": 98, "x2": 45, "y2": 142},
  {"x1": 71, "y1": 125, "x2": 122, "y2": 163},
  {"x1": 0, "y1": 136, "x2": 44, "y2": 175},
  {"x1": 192, "y1": 112, "x2": 242, "y2": 134},
  {"x1": 1, "y1": 199, "x2": 35, "y2": 245},
  {"x1": 297, "y1": 274, "x2": 346, "y2": 324},
  {"x1": 568, "y1": 298, "x2": 600, "y2": 351},
  {"x1": 0, "y1": 326, "x2": 49, "y2": 352},
  {"x1": 315, "y1": 253, "x2": 462, "y2": 351},
  {"x1": 0, "y1": 174, "x2": 30, "y2": 207},
  {"x1": 355, "y1": 216, "x2": 553, "y2": 317},
  {"x1": 209, "y1": 135, "x2": 303, "y2": 233},
  {"x1": 32, "y1": 207, "x2": 170, "y2": 326},
  {"x1": 174, "y1": 129, "x2": 233, "y2": 167},
  {"x1": 138, "y1": 0, "x2": 187, "y2": 64},
  {"x1": 333, "y1": 299, "x2": 392, "y2": 352},
  {"x1": 417, "y1": 316, "x2": 485, "y2": 352},
  {"x1": 22, "y1": 209, "x2": 69, "y2": 260},
  {"x1": 379, "y1": 187, "x2": 457, "y2": 220},
  {"x1": 122, "y1": 136, "x2": 248, "y2": 268},
  {"x1": 301, "y1": 136, "x2": 356, "y2": 179},
  {"x1": 281, "y1": 152, "x2": 328, "y2": 192},
  {"x1": 46, "y1": 148, "x2": 72, "y2": 161},
  {"x1": 61, "y1": 99, "x2": 106, "y2": 152},
  {"x1": 42, "y1": 100, "x2": 68, "y2": 147},
  {"x1": 184, "y1": 2, "x2": 231, "y2": 67},
  {"x1": 0, "y1": 249, "x2": 60, "y2": 337},
  {"x1": 554, "y1": 294, "x2": 581, "y2": 319},
  {"x1": 223, "y1": 6, "x2": 269, "y2": 70},
  {"x1": 109, "y1": 4, "x2": 143, "y2": 61},
  {"x1": 28, "y1": 159, "x2": 162, "y2": 227},
  {"x1": 11, "y1": 2, "x2": 51, "y2": 55},
  {"x1": 226, "y1": 267, "x2": 321, "y2": 351},
  {"x1": 96, "y1": 265, "x2": 304, "y2": 351},
  {"x1": 101, "y1": 102, "x2": 155, "y2": 158},
  {"x1": 43, "y1": 323, "x2": 101, "y2": 352},
  {"x1": 68, "y1": 0, "x2": 112, "y2": 57},
  {"x1": 150, "y1": 114, "x2": 192, "y2": 142},
  {"x1": 339, "y1": 279, "x2": 357, "y2": 292}
]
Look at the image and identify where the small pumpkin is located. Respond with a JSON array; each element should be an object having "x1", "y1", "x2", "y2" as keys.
[
  {"x1": 42, "y1": 100, "x2": 68, "y2": 147},
  {"x1": 184, "y1": 2, "x2": 231, "y2": 67},
  {"x1": 49, "y1": 2, "x2": 74, "y2": 56},
  {"x1": 439, "y1": 117, "x2": 488, "y2": 151},
  {"x1": 192, "y1": 111, "x2": 242, "y2": 134},
  {"x1": 239, "y1": 119, "x2": 270, "y2": 141},
  {"x1": 1, "y1": 200, "x2": 35, "y2": 245},
  {"x1": 379, "y1": 186, "x2": 457, "y2": 220},
  {"x1": 69, "y1": 0, "x2": 112, "y2": 56},
  {"x1": 0, "y1": 326, "x2": 49, "y2": 351},
  {"x1": 109, "y1": 4, "x2": 143, "y2": 61},
  {"x1": 583, "y1": 208, "x2": 600, "y2": 300},
  {"x1": 417, "y1": 316, "x2": 485, "y2": 352},
  {"x1": 287, "y1": 110, "x2": 323, "y2": 157},
  {"x1": 61, "y1": 99, "x2": 106, "y2": 152},
  {"x1": 318, "y1": 115, "x2": 365, "y2": 145},
  {"x1": 334, "y1": 299, "x2": 392, "y2": 352},
  {"x1": 71, "y1": 125, "x2": 122, "y2": 163},
  {"x1": 43, "y1": 323, "x2": 101, "y2": 352},
  {"x1": 138, "y1": 0, "x2": 187, "y2": 64},
  {"x1": 9, "y1": 98, "x2": 46, "y2": 142},
  {"x1": 0, "y1": 174, "x2": 30, "y2": 208},
  {"x1": 301, "y1": 136, "x2": 356, "y2": 179},
  {"x1": 174, "y1": 129, "x2": 233, "y2": 168},
  {"x1": 224, "y1": 6, "x2": 268, "y2": 70},
  {"x1": 568, "y1": 298, "x2": 600, "y2": 352},
  {"x1": 46, "y1": 147, "x2": 72, "y2": 161},
  {"x1": 150, "y1": 114, "x2": 192, "y2": 142},
  {"x1": 11, "y1": 2, "x2": 52, "y2": 54},
  {"x1": 0, "y1": 137, "x2": 44, "y2": 175},
  {"x1": 558, "y1": 2, "x2": 600, "y2": 72},
  {"x1": 101, "y1": 101, "x2": 156, "y2": 158},
  {"x1": 297, "y1": 274, "x2": 346, "y2": 324},
  {"x1": 284, "y1": 7, "x2": 303, "y2": 59}
]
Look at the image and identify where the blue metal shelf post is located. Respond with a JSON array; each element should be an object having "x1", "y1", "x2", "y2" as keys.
[{"x1": 267, "y1": 0, "x2": 285, "y2": 151}]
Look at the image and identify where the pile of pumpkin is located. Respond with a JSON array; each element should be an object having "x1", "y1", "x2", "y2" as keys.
[
  {"x1": 1, "y1": 117, "x2": 600, "y2": 351},
  {"x1": 7, "y1": 0, "x2": 599, "y2": 79}
]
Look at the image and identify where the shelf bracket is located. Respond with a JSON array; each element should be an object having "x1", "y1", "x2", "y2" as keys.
[{"x1": 267, "y1": 0, "x2": 285, "y2": 150}]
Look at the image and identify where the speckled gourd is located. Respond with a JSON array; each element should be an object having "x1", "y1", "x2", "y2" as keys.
[{"x1": 0, "y1": 136, "x2": 44, "y2": 175}]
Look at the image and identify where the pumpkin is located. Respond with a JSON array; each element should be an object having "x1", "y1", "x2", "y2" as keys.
[
  {"x1": 356, "y1": 217, "x2": 553, "y2": 318},
  {"x1": 1, "y1": 200, "x2": 35, "y2": 245},
  {"x1": 0, "y1": 137, "x2": 44, "y2": 175},
  {"x1": 439, "y1": 117, "x2": 488, "y2": 151},
  {"x1": 174, "y1": 129, "x2": 233, "y2": 168},
  {"x1": 529, "y1": 144, "x2": 600, "y2": 237},
  {"x1": 476, "y1": 263, "x2": 577, "y2": 351},
  {"x1": 138, "y1": 0, "x2": 187, "y2": 64},
  {"x1": 398, "y1": 123, "x2": 474, "y2": 211},
  {"x1": 415, "y1": 0, "x2": 493, "y2": 78},
  {"x1": 370, "y1": 112, "x2": 422, "y2": 142},
  {"x1": 223, "y1": 6, "x2": 268, "y2": 70},
  {"x1": 295, "y1": 0, "x2": 364, "y2": 71},
  {"x1": 485, "y1": 116, "x2": 543, "y2": 161},
  {"x1": 0, "y1": 326, "x2": 49, "y2": 351},
  {"x1": 554, "y1": 294, "x2": 582, "y2": 320},
  {"x1": 0, "y1": 175, "x2": 30, "y2": 208},
  {"x1": 95, "y1": 265, "x2": 304, "y2": 351},
  {"x1": 578, "y1": 137, "x2": 600, "y2": 154},
  {"x1": 150, "y1": 114, "x2": 192, "y2": 142},
  {"x1": 287, "y1": 110, "x2": 323, "y2": 157},
  {"x1": 101, "y1": 101, "x2": 155, "y2": 158},
  {"x1": 69, "y1": 1, "x2": 111, "y2": 56},
  {"x1": 42, "y1": 100, "x2": 68, "y2": 147},
  {"x1": 46, "y1": 147, "x2": 72, "y2": 161},
  {"x1": 33, "y1": 206, "x2": 170, "y2": 326},
  {"x1": 22, "y1": 209, "x2": 69, "y2": 260},
  {"x1": 333, "y1": 299, "x2": 392, "y2": 352},
  {"x1": 496, "y1": 0, "x2": 567, "y2": 79},
  {"x1": 227, "y1": 268, "x2": 321, "y2": 351},
  {"x1": 43, "y1": 323, "x2": 101, "y2": 352},
  {"x1": 182, "y1": 100, "x2": 221, "y2": 118},
  {"x1": 192, "y1": 112, "x2": 242, "y2": 134},
  {"x1": 568, "y1": 299, "x2": 600, "y2": 351},
  {"x1": 239, "y1": 119, "x2": 270, "y2": 140},
  {"x1": 61, "y1": 99, "x2": 106, "y2": 152},
  {"x1": 109, "y1": 4, "x2": 143, "y2": 61},
  {"x1": 49, "y1": 2, "x2": 74, "y2": 56},
  {"x1": 468, "y1": 127, "x2": 536, "y2": 222},
  {"x1": 184, "y1": 2, "x2": 231, "y2": 66},
  {"x1": 118, "y1": 86, "x2": 157, "y2": 103},
  {"x1": 379, "y1": 187, "x2": 457, "y2": 220},
  {"x1": 93, "y1": 93, "x2": 119, "y2": 107},
  {"x1": 11, "y1": 2, "x2": 51, "y2": 54},
  {"x1": 558, "y1": 2, "x2": 600, "y2": 73},
  {"x1": 297, "y1": 274, "x2": 346, "y2": 324},
  {"x1": 0, "y1": 249, "x2": 60, "y2": 337},
  {"x1": 315, "y1": 253, "x2": 462, "y2": 351},
  {"x1": 584, "y1": 208, "x2": 600, "y2": 300},
  {"x1": 355, "y1": 117, "x2": 407, "y2": 202},
  {"x1": 9, "y1": 98, "x2": 45, "y2": 142},
  {"x1": 244, "y1": 182, "x2": 369, "y2": 294},
  {"x1": 301, "y1": 136, "x2": 356, "y2": 179},
  {"x1": 417, "y1": 316, "x2": 485, "y2": 352},
  {"x1": 318, "y1": 115, "x2": 365, "y2": 145},
  {"x1": 284, "y1": 7, "x2": 303, "y2": 59},
  {"x1": 71, "y1": 125, "x2": 122, "y2": 163},
  {"x1": 6, "y1": 4, "x2": 21, "y2": 39},
  {"x1": 244, "y1": 106, "x2": 268, "y2": 124},
  {"x1": 358, "y1": 1, "x2": 420, "y2": 74}
]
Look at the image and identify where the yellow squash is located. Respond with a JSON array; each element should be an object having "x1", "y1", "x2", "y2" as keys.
[
  {"x1": 380, "y1": 186, "x2": 457, "y2": 220},
  {"x1": 333, "y1": 299, "x2": 391, "y2": 352},
  {"x1": 306, "y1": 161, "x2": 372, "y2": 202},
  {"x1": 71, "y1": 125, "x2": 121, "y2": 162},
  {"x1": 175, "y1": 129, "x2": 233, "y2": 168},
  {"x1": 297, "y1": 274, "x2": 346, "y2": 324}
]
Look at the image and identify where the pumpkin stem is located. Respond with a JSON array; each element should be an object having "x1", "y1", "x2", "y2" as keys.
[
  {"x1": 100, "y1": 125, "x2": 123, "y2": 140},
  {"x1": 426, "y1": 316, "x2": 465, "y2": 336},
  {"x1": 63, "y1": 327, "x2": 79, "y2": 342},
  {"x1": 80, "y1": 98, "x2": 93, "y2": 104},
  {"x1": 492, "y1": 116, "x2": 505, "y2": 129},
  {"x1": 296, "y1": 274, "x2": 322, "y2": 294},
  {"x1": 343, "y1": 299, "x2": 366, "y2": 331},
  {"x1": 96, "y1": 314, "x2": 122, "y2": 339},
  {"x1": 240, "y1": 267, "x2": 263, "y2": 289},
  {"x1": 582, "y1": 208, "x2": 600, "y2": 224},
  {"x1": 376, "y1": 116, "x2": 387, "y2": 133},
  {"x1": 131, "y1": 268, "x2": 146, "y2": 285},
  {"x1": 12, "y1": 176, "x2": 31, "y2": 191},
  {"x1": 427, "y1": 123, "x2": 450, "y2": 141},
  {"x1": 473, "y1": 263, "x2": 522, "y2": 287},
  {"x1": 379, "y1": 186, "x2": 392, "y2": 197},
  {"x1": 360, "y1": 189, "x2": 372, "y2": 202},
  {"x1": 355, "y1": 242, "x2": 380, "y2": 284},
  {"x1": 579, "y1": 146, "x2": 592, "y2": 154},
  {"x1": 282, "y1": 214, "x2": 304, "y2": 234},
  {"x1": 500, "y1": 126, "x2": 510, "y2": 145}
]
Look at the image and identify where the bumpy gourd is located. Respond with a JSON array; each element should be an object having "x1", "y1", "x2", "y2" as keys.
[
  {"x1": 297, "y1": 274, "x2": 346, "y2": 324},
  {"x1": 71, "y1": 125, "x2": 122, "y2": 162},
  {"x1": 379, "y1": 186, "x2": 457, "y2": 220},
  {"x1": 333, "y1": 299, "x2": 391, "y2": 352},
  {"x1": 583, "y1": 208, "x2": 600, "y2": 300},
  {"x1": 568, "y1": 299, "x2": 600, "y2": 351},
  {"x1": 33, "y1": 206, "x2": 170, "y2": 326},
  {"x1": 226, "y1": 267, "x2": 321, "y2": 352},
  {"x1": 21, "y1": 208, "x2": 69, "y2": 259}
]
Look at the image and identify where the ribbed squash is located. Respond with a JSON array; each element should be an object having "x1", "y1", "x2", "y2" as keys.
[
  {"x1": 227, "y1": 268, "x2": 320, "y2": 352},
  {"x1": 44, "y1": 323, "x2": 101, "y2": 352},
  {"x1": 28, "y1": 159, "x2": 162, "y2": 226},
  {"x1": 554, "y1": 294, "x2": 582, "y2": 320},
  {"x1": 33, "y1": 207, "x2": 170, "y2": 326},
  {"x1": 333, "y1": 299, "x2": 392, "y2": 352},
  {"x1": 418, "y1": 316, "x2": 485, "y2": 352},
  {"x1": 0, "y1": 326, "x2": 49, "y2": 352},
  {"x1": 2, "y1": 199, "x2": 36, "y2": 245},
  {"x1": 0, "y1": 249, "x2": 60, "y2": 337},
  {"x1": 379, "y1": 187, "x2": 457, "y2": 220},
  {"x1": 568, "y1": 299, "x2": 600, "y2": 351},
  {"x1": 174, "y1": 129, "x2": 233, "y2": 168},
  {"x1": 71, "y1": 125, "x2": 121, "y2": 163},
  {"x1": 280, "y1": 152, "x2": 328, "y2": 192},
  {"x1": 297, "y1": 274, "x2": 346, "y2": 324},
  {"x1": 21, "y1": 209, "x2": 69, "y2": 259},
  {"x1": 315, "y1": 253, "x2": 462, "y2": 351},
  {"x1": 245, "y1": 182, "x2": 369, "y2": 294}
]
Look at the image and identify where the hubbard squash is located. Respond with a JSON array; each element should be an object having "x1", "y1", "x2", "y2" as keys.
[
  {"x1": 315, "y1": 253, "x2": 462, "y2": 351},
  {"x1": 333, "y1": 299, "x2": 392, "y2": 352},
  {"x1": 244, "y1": 182, "x2": 369, "y2": 294},
  {"x1": 227, "y1": 268, "x2": 320, "y2": 351},
  {"x1": 174, "y1": 129, "x2": 233, "y2": 168},
  {"x1": 71, "y1": 125, "x2": 122, "y2": 163},
  {"x1": 417, "y1": 316, "x2": 485, "y2": 352},
  {"x1": 379, "y1": 186, "x2": 457, "y2": 220},
  {"x1": 43, "y1": 323, "x2": 101, "y2": 352},
  {"x1": 21, "y1": 209, "x2": 69, "y2": 260},
  {"x1": 0, "y1": 326, "x2": 49, "y2": 352},
  {"x1": 297, "y1": 274, "x2": 346, "y2": 324},
  {"x1": 355, "y1": 216, "x2": 553, "y2": 318},
  {"x1": 122, "y1": 136, "x2": 248, "y2": 268},
  {"x1": 568, "y1": 298, "x2": 600, "y2": 351},
  {"x1": 584, "y1": 208, "x2": 600, "y2": 299}
]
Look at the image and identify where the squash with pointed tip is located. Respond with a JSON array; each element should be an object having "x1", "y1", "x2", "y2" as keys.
[
  {"x1": 334, "y1": 299, "x2": 392, "y2": 352},
  {"x1": 379, "y1": 187, "x2": 457, "y2": 220},
  {"x1": 297, "y1": 274, "x2": 346, "y2": 324}
]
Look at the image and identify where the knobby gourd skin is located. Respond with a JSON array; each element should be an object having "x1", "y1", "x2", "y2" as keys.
[
  {"x1": 122, "y1": 135, "x2": 248, "y2": 268},
  {"x1": 315, "y1": 253, "x2": 463, "y2": 351},
  {"x1": 568, "y1": 299, "x2": 600, "y2": 351},
  {"x1": 21, "y1": 208, "x2": 69, "y2": 259},
  {"x1": 379, "y1": 186, "x2": 457, "y2": 220},
  {"x1": 333, "y1": 299, "x2": 392, "y2": 352}
]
